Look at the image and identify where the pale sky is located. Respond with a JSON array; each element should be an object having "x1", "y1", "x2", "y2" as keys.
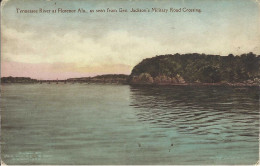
[{"x1": 1, "y1": 0, "x2": 260, "y2": 79}]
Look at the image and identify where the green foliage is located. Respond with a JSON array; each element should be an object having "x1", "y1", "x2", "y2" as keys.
[
  {"x1": 130, "y1": 53, "x2": 259, "y2": 83},
  {"x1": 131, "y1": 73, "x2": 153, "y2": 84}
]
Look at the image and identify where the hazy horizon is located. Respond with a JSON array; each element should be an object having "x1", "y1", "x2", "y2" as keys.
[
  {"x1": 1, "y1": 0, "x2": 260, "y2": 79},
  {"x1": 2, "y1": 52, "x2": 260, "y2": 80}
]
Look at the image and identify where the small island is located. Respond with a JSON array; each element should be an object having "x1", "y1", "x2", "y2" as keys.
[{"x1": 1, "y1": 53, "x2": 259, "y2": 86}]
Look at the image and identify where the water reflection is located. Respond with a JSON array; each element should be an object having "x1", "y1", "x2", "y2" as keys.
[{"x1": 130, "y1": 85, "x2": 259, "y2": 141}]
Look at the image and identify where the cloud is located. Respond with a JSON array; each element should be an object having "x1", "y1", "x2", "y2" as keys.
[
  {"x1": 1, "y1": 26, "x2": 170, "y2": 78},
  {"x1": 2, "y1": 26, "x2": 171, "y2": 67}
]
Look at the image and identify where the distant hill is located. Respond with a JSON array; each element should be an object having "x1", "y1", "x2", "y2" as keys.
[
  {"x1": 130, "y1": 52, "x2": 260, "y2": 85},
  {"x1": 1, "y1": 76, "x2": 38, "y2": 83},
  {"x1": 67, "y1": 74, "x2": 129, "y2": 84}
]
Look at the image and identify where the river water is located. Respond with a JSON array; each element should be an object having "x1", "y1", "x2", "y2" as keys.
[{"x1": 1, "y1": 84, "x2": 259, "y2": 165}]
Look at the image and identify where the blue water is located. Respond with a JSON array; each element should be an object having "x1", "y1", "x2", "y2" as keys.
[{"x1": 1, "y1": 84, "x2": 259, "y2": 164}]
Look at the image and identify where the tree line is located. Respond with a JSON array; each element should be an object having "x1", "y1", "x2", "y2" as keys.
[{"x1": 130, "y1": 52, "x2": 260, "y2": 84}]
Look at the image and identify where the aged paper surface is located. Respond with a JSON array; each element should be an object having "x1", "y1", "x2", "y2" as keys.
[{"x1": 1, "y1": 0, "x2": 260, "y2": 165}]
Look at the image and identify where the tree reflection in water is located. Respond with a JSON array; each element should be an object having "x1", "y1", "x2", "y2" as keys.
[{"x1": 129, "y1": 85, "x2": 259, "y2": 141}]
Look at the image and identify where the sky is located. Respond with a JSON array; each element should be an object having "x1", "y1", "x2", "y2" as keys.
[{"x1": 1, "y1": 0, "x2": 260, "y2": 79}]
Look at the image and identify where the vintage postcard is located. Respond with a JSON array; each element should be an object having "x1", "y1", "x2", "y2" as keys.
[{"x1": 1, "y1": 0, "x2": 259, "y2": 165}]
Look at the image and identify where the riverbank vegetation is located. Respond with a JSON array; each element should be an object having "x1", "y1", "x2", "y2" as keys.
[{"x1": 130, "y1": 52, "x2": 259, "y2": 85}]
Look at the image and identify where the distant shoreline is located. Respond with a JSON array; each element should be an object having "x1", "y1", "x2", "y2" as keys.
[
  {"x1": 0, "y1": 75, "x2": 129, "y2": 85},
  {"x1": 1, "y1": 76, "x2": 259, "y2": 87}
]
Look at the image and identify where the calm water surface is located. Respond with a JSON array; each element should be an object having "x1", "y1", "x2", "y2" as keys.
[{"x1": 1, "y1": 84, "x2": 259, "y2": 165}]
